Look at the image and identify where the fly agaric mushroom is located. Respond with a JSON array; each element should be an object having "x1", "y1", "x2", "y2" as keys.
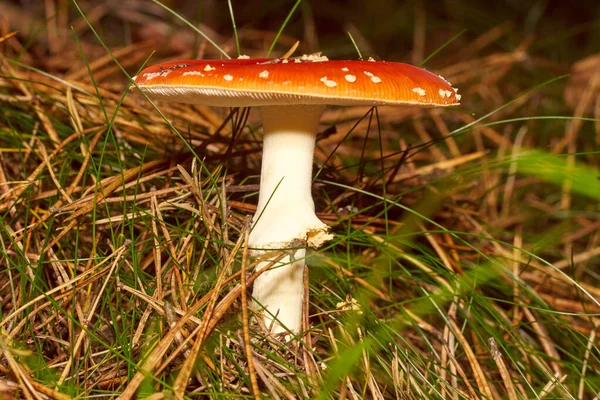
[{"x1": 133, "y1": 55, "x2": 460, "y2": 334}]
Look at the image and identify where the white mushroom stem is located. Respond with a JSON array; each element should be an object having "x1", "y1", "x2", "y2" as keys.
[{"x1": 250, "y1": 105, "x2": 333, "y2": 334}]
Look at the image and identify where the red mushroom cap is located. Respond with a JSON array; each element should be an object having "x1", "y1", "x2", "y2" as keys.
[{"x1": 133, "y1": 56, "x2": 460, "y2": 107}]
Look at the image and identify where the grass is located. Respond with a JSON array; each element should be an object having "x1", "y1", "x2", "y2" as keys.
[{"x1": 1, "y1": 0, "x2": 599, "y2": 399}]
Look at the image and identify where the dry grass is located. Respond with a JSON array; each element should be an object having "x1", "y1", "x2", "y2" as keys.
[{"x1": 1, "y1": 1, "x2": 599, "y2": 399}]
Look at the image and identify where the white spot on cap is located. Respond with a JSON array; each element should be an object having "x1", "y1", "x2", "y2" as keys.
[
  {"x1": 368, "y1": 57, "x2": 376, "y2": 62},
  {"x1": 282, "y1": 59, "x2": 289, "y2": 64},
  {"x1": 294, "y1": 59, "x2": 301, "y2": 63},
  {"x1": 363, "y1": 71, "x2": 374, "y2": 77},
  {"x1": 259, "y1": 70, "x2": 269, "y2": 79},
  {"x1": 143, "y1": 72, "x2": 162, "y2": 80},
  {"x1": 455, "y1": 94, "x2": 462, "y2": 101},
  {"x1": 439, "y1": 89, "x2": 453, "y2": 98},
  {"x1": 412, "y1": 87, "x2": 426, "y2": 96},
  {"x1": 237, "y1": 55, "x2": 250, "y2": 59},
  {"x1": 341, "y1": 67, "x2": 349, "y2": 72},
  {"x1": 345, "y1": 74, "x2": 357, "y2": 83},
  {"x1": 239, "y1": 77, "x2": 244, "y2": 81},
  {"x1": 283, "y1": 80, "x2": 291, "y2": 85},
  {"x1": 224, "y1": 74, "x2": 233, "y2": 81},
  {"x1": 301, "y1": 53, "x2": 329, "y2": 62},
  {"x1": 320, "y1": 76, "x2": 337, "y2": 87},
  {"x1": 371, "y1": 76, "x2": 382, "y2": 83},
  {"x1": 183, "y1": 71, "x2": 205, "y2": 77},
  {"x1": 204, "y1": 64, "x2": 215, "y2": 72},
  {"x1": 438, "y1": 74, "x2": 451, "y2": 85}
]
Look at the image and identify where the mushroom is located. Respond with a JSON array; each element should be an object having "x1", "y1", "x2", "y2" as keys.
[{"x1": 133, "y1": 55, "x2": 460, "y2": 334}]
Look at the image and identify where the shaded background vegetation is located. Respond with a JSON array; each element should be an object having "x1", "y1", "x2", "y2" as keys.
[{"x1": 1, "y1": 0, "x2": 599, "y2": 398}]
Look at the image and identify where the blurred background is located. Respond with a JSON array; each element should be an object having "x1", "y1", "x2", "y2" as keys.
[
  {"x1": 2, "y1": 0, "x2": 600, "y2": 63},
  {"x1": 1, "y1": 0, "x2": 600, "y2": 398}
]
